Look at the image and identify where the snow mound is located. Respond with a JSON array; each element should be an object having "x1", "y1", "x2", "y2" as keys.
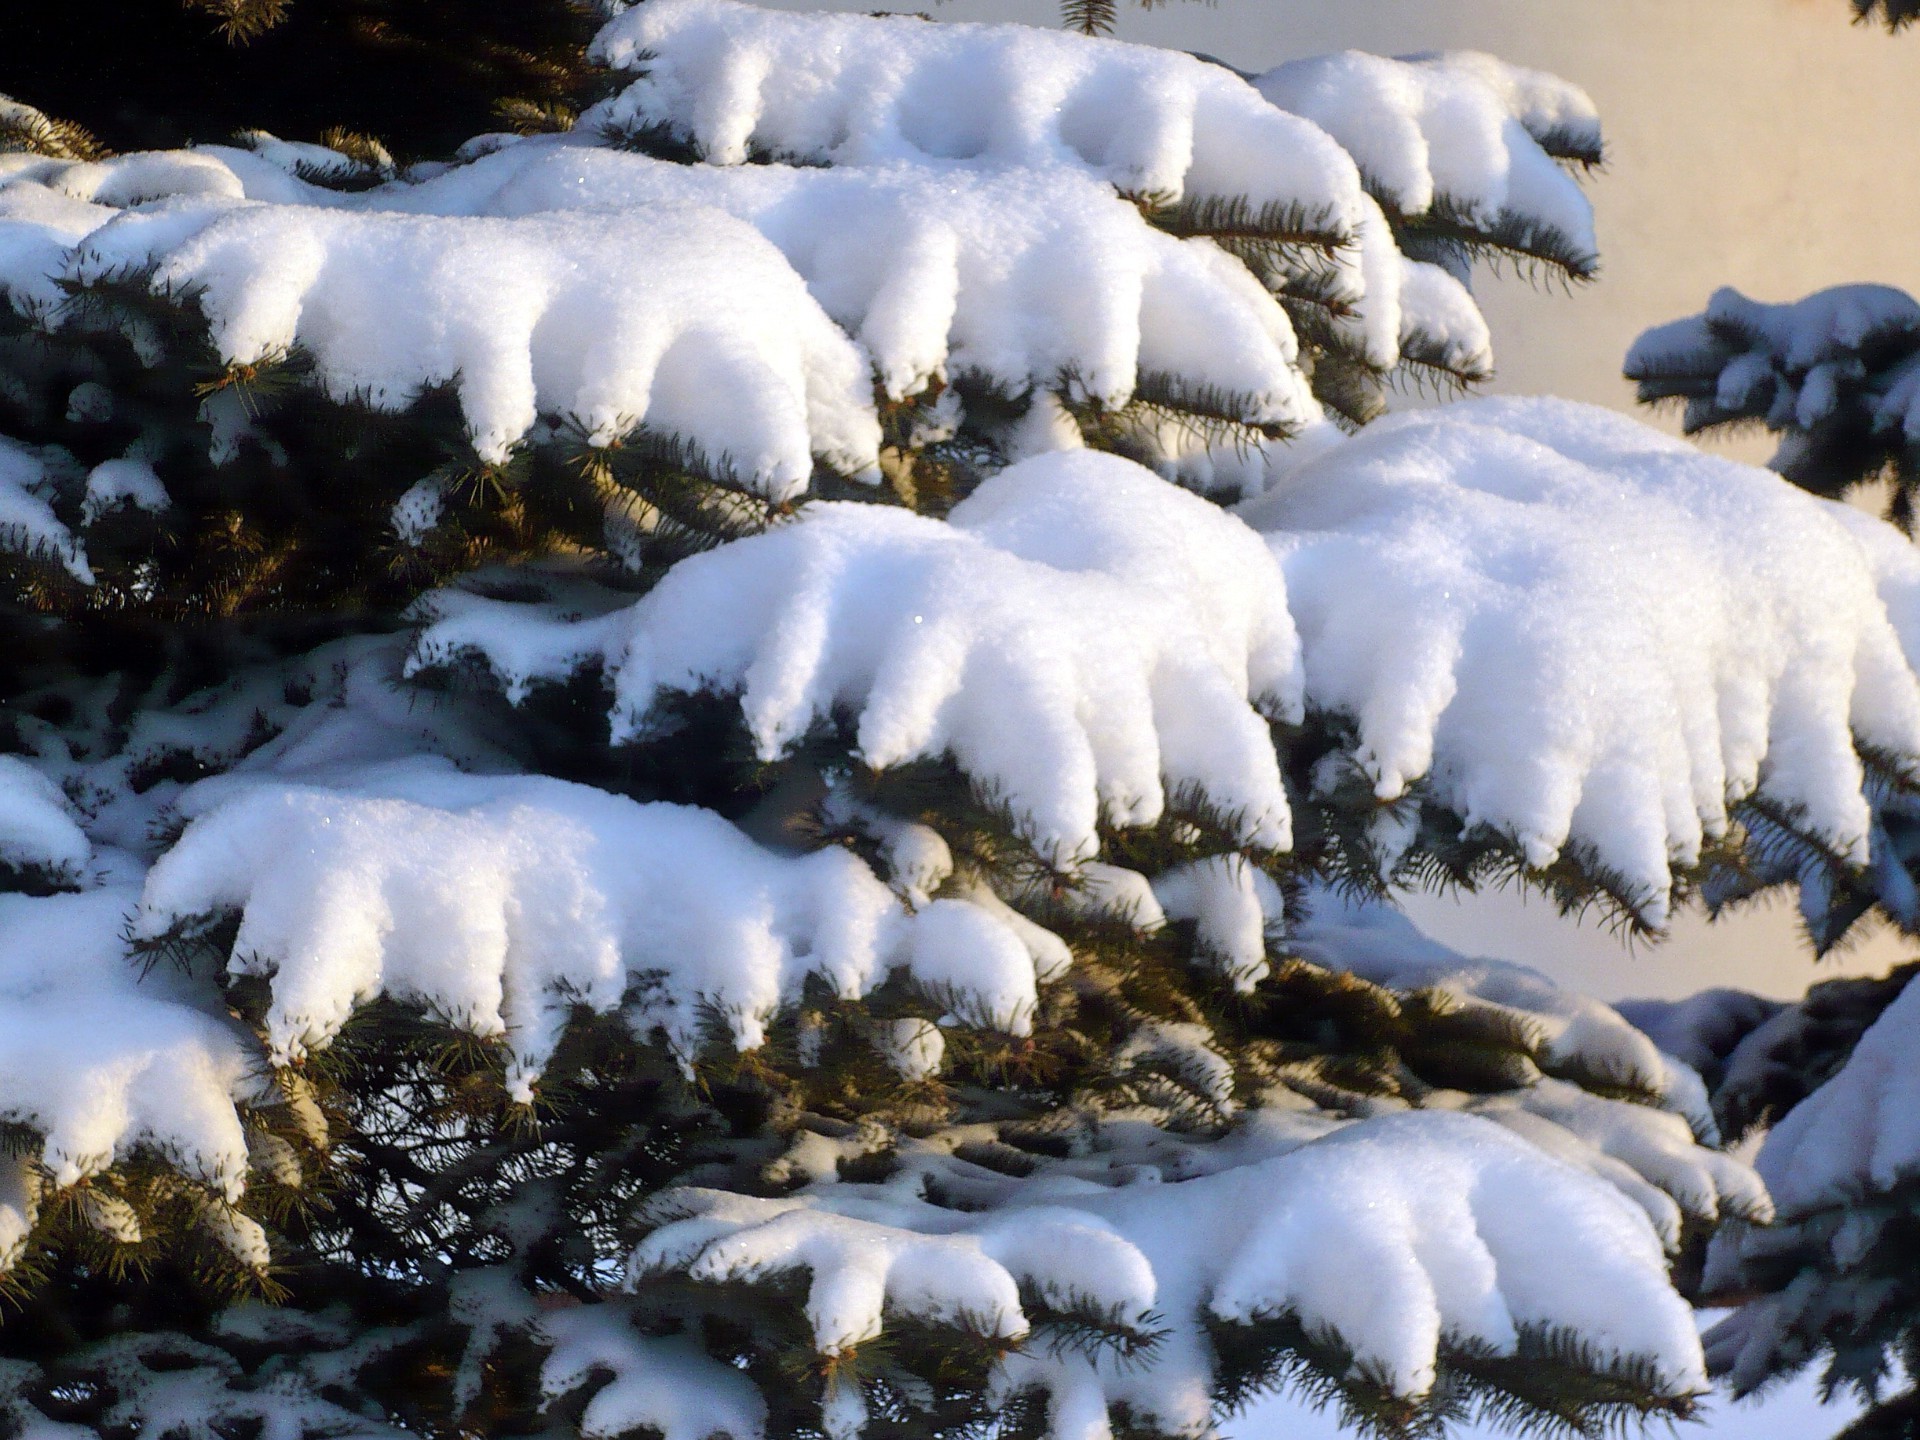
[
  {"x1": 66, "y1": 197, "x2": 880, "y2": 489},
  {"x1": 541, "y1": 1307, "x2": 769, "y2": 1440},
  {"x1": 586, "y1": 0, "x2": 1364, "y2": 234},
  {"x1": 1256, "y1": 50, "x2": 1598, "y2": 270},
  {"x1": 412, "y1": 450, "x2": 1301, "y2": 865},
  {"x1": 0, "y1": 753, "x2": 90, "y2": 878},
  {"x1": 0, "y1": 433, "x2": 87, "y2": 581},
  {"x1": 635, "y1": 1109, "x2": 1704, "y2": 1427},
  {"x1": 135, "y1": 760, "x2": 1068, "y2": 1094},
  {"x1": 1748, "y1": 973, "x2": 1920, "y2": 1217},
  {"x1": 1244, "y1": 397, "x2": 1920, "y2": 924},
  {"x1": 390, "y1": 140, "x2": 1314, "y2": 424},
  {"x1": 0, "y1": 889, "x2": 256, "y2": 1200}
]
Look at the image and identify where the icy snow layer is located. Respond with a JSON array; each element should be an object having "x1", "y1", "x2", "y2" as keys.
[
  {"x1": 631, "y1": 1110, "x2": 1705, "y2": 1430},
  {"x1": 0, "y1": 888, "x2": 257, "y2": 1199},
  {"x1": 412, "y1": 450, "x2": 1302, "y2": 865},
  {"x1": 586, "y1": 0, "x2": 1364, "y2": 234},
  {"x1": 60, "y1": 195, "x2": 882, "y2": 488},
  {"x1": 135, "y1": 758, "x2": 1072, "y2": 1094},
  {"x1": 1242, "y1": 396, "x2": 1920, "y2": 925},
  {"x1": 1255, "y1": 51, "x2": 1599, "y2": 272}
]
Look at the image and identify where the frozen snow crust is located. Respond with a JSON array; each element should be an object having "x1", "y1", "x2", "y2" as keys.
[{"x1": 1245, "y1": 396, "x2": 1920, "y2": 924}]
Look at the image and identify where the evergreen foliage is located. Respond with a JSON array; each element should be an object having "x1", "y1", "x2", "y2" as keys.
[
  {"x1": 0, "y1": 3, "x2": 1903, "y2": 1439},
  {"x1": 1624, "y1": 16, "x2": 1920, "y2": 1438}
]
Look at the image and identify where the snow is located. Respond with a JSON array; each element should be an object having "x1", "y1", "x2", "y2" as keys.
[
  {"x1": 1295, "y1": 888, "x2": 1714, "y2": 1123},
  {"x1": 1630, "y1": 285, "x2": 1920, "y2": 385},
  {"x1": 0, "y1": 888, "x2": 257, "y2": 1200},
  {"x1": 134, "y1": 759, "x2": 1070, "y2": 1093},
  {"x1": 1243, "y1": 396, "x2": 1920, "y2": 925},
  {"x1": 0, "y1": 434, "x2": 87, "y2": 581},
  {"x1": 634, "y1": 1109, "x2": 1706, "y2": 1429},
  {"x1": 1254, "y1": 50, "x2": 1598, "y2": 266},
  {"x1": 67, "y1": 197, "x2": 880, "y2": 486},
  {"x1": 1150, "y1": 853, "x2": 1287, "y2": 988},
  {"x1": 412, "y1": 450, "x2": 1301, "y2": 866},
  {"x1": 389, "y1": 140, "x2": 1315, "y2": 424},
  {"x1": 586, "y1": 0, "x2": 1366, "y2": 234},
  {"x1": 1745, "y1": 972, "x2": 1920, "y2": 1218},
  {"x1": 0, "y1": 753, "x2": 90, "y2": 878},
  {"x1": 81, "y1": 456, "x2": 168, "y2": 523},
  {"x1": 540, "y1": 1307, "x2": 769, "y2": 1440}
]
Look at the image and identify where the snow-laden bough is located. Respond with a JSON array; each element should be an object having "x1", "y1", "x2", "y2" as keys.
[{"x1": 411, "y1": 450, "x2": 1302, "y2": 866}]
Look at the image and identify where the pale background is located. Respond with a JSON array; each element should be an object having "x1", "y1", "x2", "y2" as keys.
[{"x1": 758, "y1": 0, "x2": 1910, "y2": 1429}]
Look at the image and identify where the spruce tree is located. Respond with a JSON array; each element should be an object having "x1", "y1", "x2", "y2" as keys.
[
  {"x1": 1625, "y1": 12, "x2": 1920, "y2": 1438},
  {"x1": 0, "y1": 4, "x2": 1911, "y2": 1439}
]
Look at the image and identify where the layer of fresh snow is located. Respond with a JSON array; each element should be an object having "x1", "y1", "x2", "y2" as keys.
[
  {"x1": 135, "y1": 759, "x2": 1071, "y2": 1094},
  {"x1": 1244, "y1": 396, "x2": 1920, "y2": 924},
  {"x1": 389, "y1": 140, "x2": 1315, "y2": 425},
  {"x1": 1744, "y1": 972, "x2": 1920, "y2": 1218},
  {"x1": 65, "y1": 197, "x2": 880, "y2": 486},
  {"x1": 412, "y1": 450, "x2": 1301, "y2": 865},
  {"x1": 1255, "y1": 50, "x2": 1598, "y2": 264},
  {"x1": 0, "y1": 888, "x2": 257, "y2": 1198},
  {"x1": 634, "y1": 1108, "x2": 1705, "y2": 1431},
  {"x1": 586, "y1": 0, "x2": 1365, "y2": 234}
]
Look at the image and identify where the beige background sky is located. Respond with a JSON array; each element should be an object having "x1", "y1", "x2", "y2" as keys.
[{"x1": 760, "y1": 0, "x2": 1920, "y2": 1001}]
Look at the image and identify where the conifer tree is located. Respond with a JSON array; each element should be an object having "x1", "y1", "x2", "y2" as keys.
[
  {"x1": 1625, "y1": 13, "x2": 1920, "y2": 1439},
  {"x1": 0, "y1": 4, "x2": 1912, "y2": 1439}
]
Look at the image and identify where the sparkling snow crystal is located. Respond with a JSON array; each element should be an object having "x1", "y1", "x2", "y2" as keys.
[{"x1": 1244, "y1": 396, "x2": 1920, "y2": 923}]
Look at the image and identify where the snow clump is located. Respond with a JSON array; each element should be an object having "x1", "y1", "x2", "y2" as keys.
[
  {"x1": 135, "y1": 760, "x2": 1073, "y2": 1095},
  {"x1": 586, "y1": 0, "x2": 1366, "y2": 235},
  {"x1": 411, "y1": 450, "x2": 1302, "y2": 866},
  {"x1": 1245, "y1": 396, "x2": 1920, "y2": 924},
  {"x1": 66, "y1": 197, "x2": 881, "y2": 488}
]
